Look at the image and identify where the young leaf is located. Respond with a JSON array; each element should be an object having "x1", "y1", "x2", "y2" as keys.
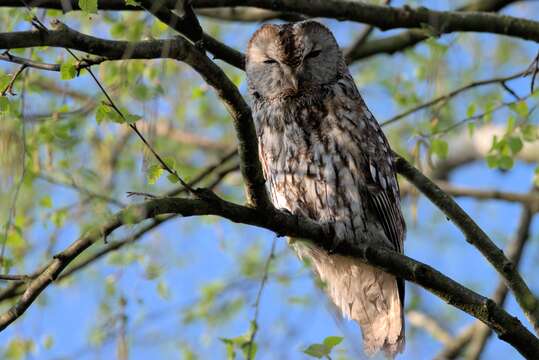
[
  {"x1": 167, "y1": 174, "x2": 179, "y2": 183},
  {"x1": 431, "y1": 138, "x2": 448, "y2": 159},
  {"x1": 507, "y1": 136, "x2": 523, "y2": 154},
  {"x1": 486, "y1": 154, "x2": 498, "y2": 168},
  {"x1": 147, "y1": 164, "x2": 163, "y2": 185},
  {"x1": 522, "y1": 124, "x2": 537, "y2": 142},
  {"x1": 467, "y1": 122, "x2": 475, "y2": 137},
  {"x1": 95, "y1": 103, "x2": 111, "y2": 124},
  {"x1": 0, "y1": 96, "x2": 9, "y2": 112},
  {"x1": 79, "y1": 0, "x2": 98, "y2": 14},
  {"x1": 466, "y1": 103, "x2": 476, "y2": 118},
  {"x1": 60, "y1": 62, "x2": 77, "y2": 80},
  {"x1": 303, "y1": 344, "x2": 330, "y2": 358},
  {"x1": 124, "y1": 113, "x2": 142, "y2": 124},
  {"x1": 322, "y1": 336, "x2": 343, "y2": 349},
  {"x1": 498, "y1": 155, "x2": 514, "y2": 170}
]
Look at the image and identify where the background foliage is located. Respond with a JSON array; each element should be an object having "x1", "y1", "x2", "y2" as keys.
[{"x1": 0, "y1": 0, "x2": 538, "y2": 359}]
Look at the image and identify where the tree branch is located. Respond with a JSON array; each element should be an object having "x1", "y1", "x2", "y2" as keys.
[
  {"x1": 0, "y1": 194, "x2": 538, "y2": 357},
  {"x1": 345, "y1": 0, "x2": 525, "y2": 63},
  {"x1": 381, "y1": 68, "x2": 530, "y2": 127},
  {"x1": 0, "y1": 1, "x2": 535, "y2": 65},
  {"x1": 395, "y1": 155, "x2": 539, "y2": 335},
  {"x1": 434, "y1": 198, "x2": 536, "y2": 359},
  {"x1": 195, "y1": 1, "x2": 539, "y2": 43}
]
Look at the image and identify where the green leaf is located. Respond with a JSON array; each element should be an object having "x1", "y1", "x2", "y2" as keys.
[
  {"x1": 156, "y1": 280, "x2": 170, "y2": 299},
  {"x1": 303, "y1": 344, "x2": 330, "y2": 358},
  {"x1": 522, "y1": 124, "x2": 537, "y2": 142},
  {"x1": 162, "y1": 156, "x2": 176, "y2": 169},
  {"x1": 220, "y1": 338, "x2": 236, "y2": 360},
  {"x1": 125, "y1": 0, "x2": 140, "y2": 6},
  {"x1": 240, "y1": 341, "x2": 257, "y2": 360},
  {"x1": 144, "y1": 263, "x2": 162, "y2": 280},
  {"x1": 124, "y1": 113, "x2": 142, "y2": 124},
  {"x1": 467, "y1": 122, "x2": 475, "y2": 137},
  {"x1": 466, "y1": 103, "x2": 476, "y2": 118},
  {"x1": 147, "y1": 164, "x2": 163, "y2": 185},
  {"x1": 507, "y1": 136, "x2": 523, "y2": 154},
  {"x1": 486, "y1": 154, "x2": 498, "y2": 168},
  {"x1": 60, "y1": 62, "x2": 77, "y2": 80},
  {"x1": 0, "y1": 96, "x2": 10, "y2": 112},
  {"x1": 39, "y1": 196, "x2": 53, "y2": 208},
  {"x1": 167, "y1": 173, "x2": 179, "y2": 183},
  {"x1": 498, "y1": 155, "x2": 514, "y2": 170},
  {"x1": 105, "y1": 276, "x2": 116, "y2": 296},
  {"x1": 79, "y1": 0, "x2": 97, "y2": 13},
  {"x1": 95, "y1": 103, "x2": 110, "y2": 124},
  {"x1": 431, "y1": 138, "x2": 448, "y2": 159},
  {"x1": 322, "y1": 336, "x2": 343, "y2": 349},
  {"x1": 42, "y1": 335, "x2": 54, "y2": 350},
  {"x1": 506, "y1": 115, "x2": 516, "y2": 133},
  {"x1": 51, "y1": 209, "x2": 68, "y2": 227},
  {"x1": 515, "y1": 100, "x2": 529, "y2": 117}
]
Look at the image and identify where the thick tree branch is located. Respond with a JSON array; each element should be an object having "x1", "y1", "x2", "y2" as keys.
[
  {"x1": 345, "y1": 0, "x2": 525, "y2": 62},
  {"x1": 0, "y1": 0, "x2": 534, "y2": 65},
  {"x1": 195, "y1": 1, "x2": 539, "y2": 43},
  {"x1": 435, "y1": 200, "x2": 536, "y2": 359},
  {"x1": 395, "y1": 155, "x2": 539, "y2": 334},
  {"x1": 0, "y1": 194, "x2": 538, "y2": 357},
  {"x1": 465, "y1": 204, "x2": 535, "y2": 359}
]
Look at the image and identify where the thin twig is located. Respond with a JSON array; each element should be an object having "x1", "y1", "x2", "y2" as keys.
[
  {"x1": 0, "y1": 63, "x2": 27, "y2": 96},
  {"x1": 0, "y1": 273, "x2": 34, "y2": 281},
  {"x1": 381, "y1": 68, "x2": 530, "y2": 127},
  {"x1": 246, "y1": 238, "x2": 277, "y2": 360},
  {"x1": 1, "y1": 61, "x2": 28, "y2": 272}
]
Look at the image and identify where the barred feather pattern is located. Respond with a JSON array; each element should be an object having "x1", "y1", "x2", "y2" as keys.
[{"x1": 246, "y1": 21, "x2": 406, "y2": 357}]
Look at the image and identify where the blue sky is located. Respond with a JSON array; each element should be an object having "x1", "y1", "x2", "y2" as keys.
[{"x1": 1, "y1": 1, "x2": 539, "y2": 359}]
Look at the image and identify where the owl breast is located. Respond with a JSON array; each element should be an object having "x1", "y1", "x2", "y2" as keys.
[{"x1": 254, "y1": 82, "x2": 390, "y2": 248}]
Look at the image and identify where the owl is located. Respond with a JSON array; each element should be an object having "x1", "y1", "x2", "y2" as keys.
[{"x1": 246, "y1": 21, "x2": 406, "y2": 357}]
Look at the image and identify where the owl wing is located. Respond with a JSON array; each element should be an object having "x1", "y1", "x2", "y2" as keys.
[
  {"x1": 338, "y1": 78, "x2": 406, "y2": 254},
  {"x1": 347, "y1": 90, "x2": 406, "y2": 306}
]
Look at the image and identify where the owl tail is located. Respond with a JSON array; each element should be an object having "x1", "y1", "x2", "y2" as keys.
[{"x1": 293, "y1": 243, "x2": 405, "y2": 358}]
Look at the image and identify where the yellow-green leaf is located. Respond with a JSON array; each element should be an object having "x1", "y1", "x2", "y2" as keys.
[
  {"x1": 147, "y1": 164, "x2": 163, "y2": 185},
  {"x1": 60, "y1": 62, "x2": 76, "y2": 80},
  {"x1": 79, "y1": 0, "x2": 97, "y2": 13}
]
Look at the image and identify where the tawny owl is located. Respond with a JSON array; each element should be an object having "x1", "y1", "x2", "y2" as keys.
[{"x1": 246, "y1": 21, "x2": 406, "y2": 357}]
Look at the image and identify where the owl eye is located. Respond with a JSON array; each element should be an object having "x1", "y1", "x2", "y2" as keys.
[
  {"x1": 263, "y1": 58, "x2": 277, "y2": 64},
  {"x1": 305, "y1": 49, "x2": 322, "y2": 59}
]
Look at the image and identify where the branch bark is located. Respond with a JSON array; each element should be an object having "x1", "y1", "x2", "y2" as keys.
[
  {"x1": 395, "y1": 155, "x2": 539, "y2": 335},
  {"x1": 0, "y1": 193, "x2": 538, "y2": 358},
  {"x1": 195, "y1": 1, "x2": 539, "y2": 43}
]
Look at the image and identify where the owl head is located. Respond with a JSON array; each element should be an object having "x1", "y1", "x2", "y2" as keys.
[{"x1": 246, "y1": 21, "x2": 345, "y2": 100}]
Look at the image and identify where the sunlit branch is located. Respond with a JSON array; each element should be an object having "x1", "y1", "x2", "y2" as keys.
[
  {"x1": 435, "y1": 197, "x2": 536, "y2": 359},
  {"x1": 395, "y1": 155, "x2": 539, "y2": 334},
  {"x1": 0, "y1": 193, "x2": 538, "y2": 357}
]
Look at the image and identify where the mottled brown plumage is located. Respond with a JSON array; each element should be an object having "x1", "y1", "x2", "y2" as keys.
[{"x1": 246, "y1": 21, "x2": 406, "y2": 357}]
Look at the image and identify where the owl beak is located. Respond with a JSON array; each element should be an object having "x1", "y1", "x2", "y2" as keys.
[{"x1": 282, "y1": 65, "x2": 299, "y2": 93}]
